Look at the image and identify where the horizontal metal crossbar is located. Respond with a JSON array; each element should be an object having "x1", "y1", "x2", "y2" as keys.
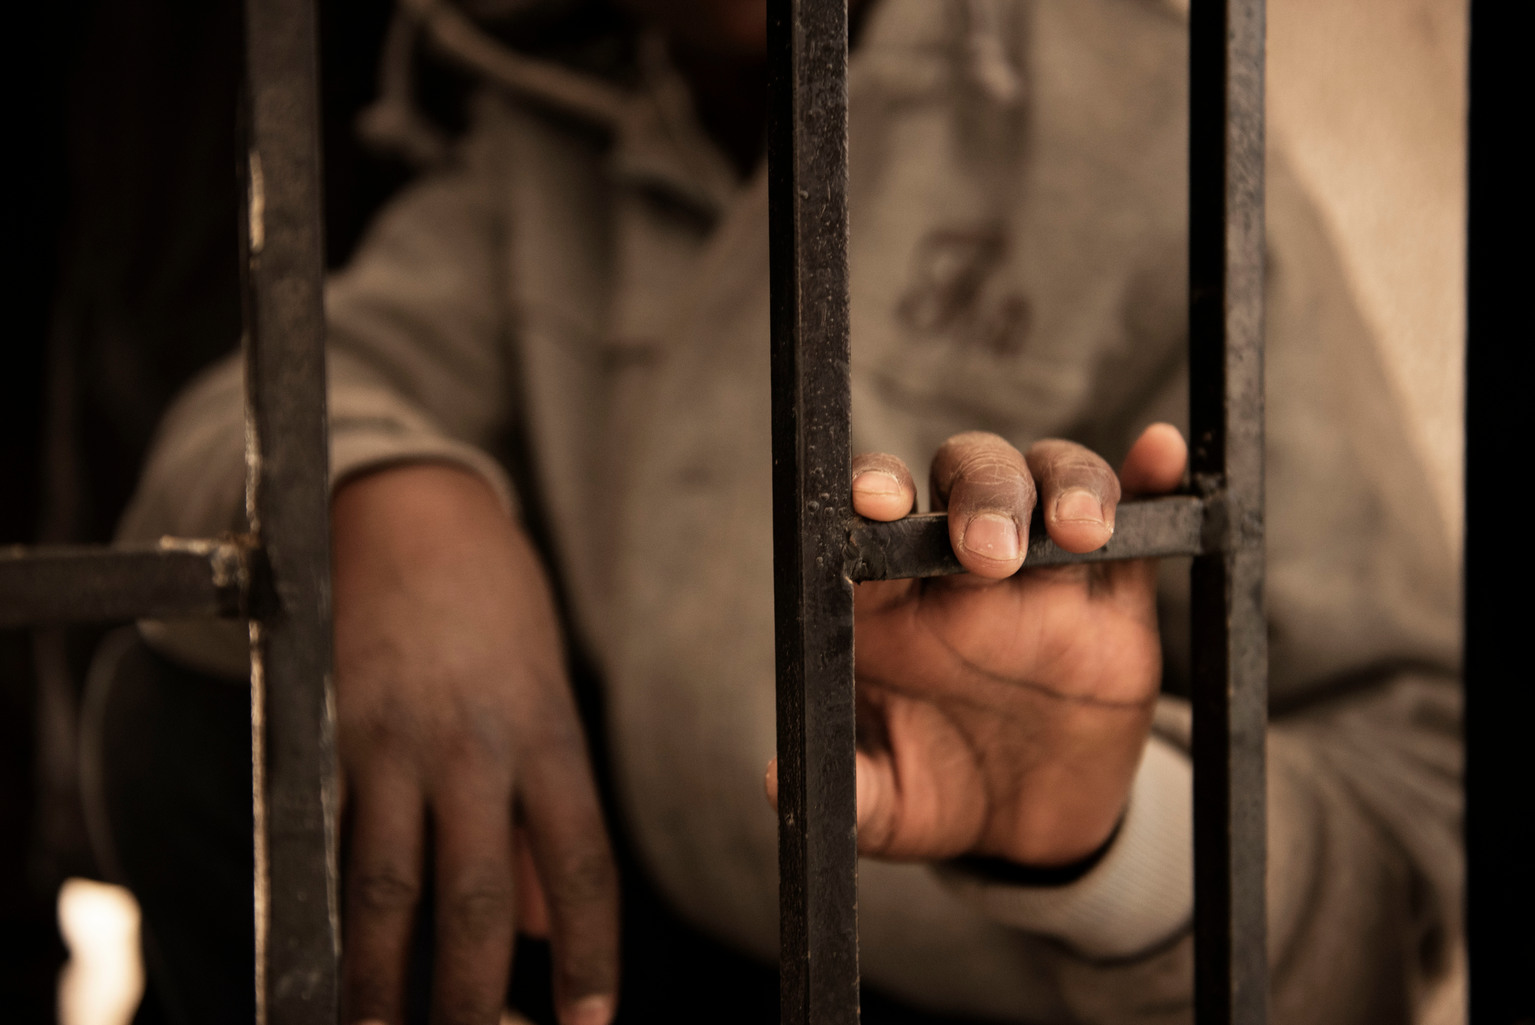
[
  {"x1": 848, "y1": 495, "x2": 1211, "y2": 581},
  {"x1": 0, "y1": 539, "x2": 249, "y2": 627},
  {"x1": 0, "y1": 496, "x2": 1210, "y2": 628}
]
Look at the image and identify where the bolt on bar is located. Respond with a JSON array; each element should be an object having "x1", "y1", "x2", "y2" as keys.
[
  {"x1": 239, "y1": 0, "x2": 340, "y2": 1021},
  {"x1": 1188, "y1": 0, "x2": 1267, "y2": 1020},
  {"x1": 767, "y1": 0, "x2": 860, "y2": 1022}
]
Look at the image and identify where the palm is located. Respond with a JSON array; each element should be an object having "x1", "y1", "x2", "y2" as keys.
[{"x1": 853, "y1": 564, "x2": 1162, "y2": 863}]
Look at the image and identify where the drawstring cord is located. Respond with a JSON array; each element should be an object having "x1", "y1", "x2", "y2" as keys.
[
  {"x1": 963, "y1": 0, "x2": 1023, "y2": 105},
  {"x1": 356, "y1": 0, "x2": 626, "y2": 168}
]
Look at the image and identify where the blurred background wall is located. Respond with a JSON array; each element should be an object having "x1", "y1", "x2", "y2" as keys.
[
  {"x1": 1269, "y1": 0, "x2": 1467, "y2": 546},
  {"x1": 1169, "y1": 0, "x2": 1467, "y2": 545}
]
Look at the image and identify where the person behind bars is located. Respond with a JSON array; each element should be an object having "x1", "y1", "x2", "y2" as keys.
[{"x1": 104, "y1": 0, "x2": 1461, "y2": 1022}]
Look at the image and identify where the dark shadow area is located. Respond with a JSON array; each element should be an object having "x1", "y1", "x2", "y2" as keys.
[
  {"x1": 2, "y1": 0, "x2": 431, "y2": 1018},
  {"x1": 1464, "y1": 3, "x2": 1533, "y2": 1023}
]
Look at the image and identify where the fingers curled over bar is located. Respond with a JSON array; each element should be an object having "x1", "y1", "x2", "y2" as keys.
[
  {"x1": 1024, "y1": 439, "x2": 1121, "y2": 555},
  {"x1": 930, "y1": 431, "x2": 1035, "y2": 578},
  {"x1": 851, "y1": 452, "x2": 918, "y2": 522}
]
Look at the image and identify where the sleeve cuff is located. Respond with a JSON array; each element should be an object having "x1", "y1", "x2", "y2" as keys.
[
  {"x1": 934, "y1": 735, "x2": 1194, "y2": 960},
  {"x1": 327, "y1": 384, "x2": 517, "y2": 515}
]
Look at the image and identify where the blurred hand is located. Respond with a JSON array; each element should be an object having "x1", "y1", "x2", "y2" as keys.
[
  {"x1": 768, "y1": 424, "x2": 1187, "y2": 868},
  {"x1": 331, "y1": 464, "x2": 617, "y2": 1025}
]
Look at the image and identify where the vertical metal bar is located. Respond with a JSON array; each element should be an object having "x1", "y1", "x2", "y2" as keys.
[
  {"x1": 767, "y1": 0, "x2": 860, "y2": 1023},
  {"x1": 1188, "y1": 0, "x2": 1267, "y2": 1020},
  {"x1": 240, "y1": 0, "x2": 339, "y2": 1021}
]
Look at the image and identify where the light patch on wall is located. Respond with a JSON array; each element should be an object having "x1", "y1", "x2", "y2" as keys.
[{"x1": 1164, "y1": 0, "x2": 1468, "y2": 548}]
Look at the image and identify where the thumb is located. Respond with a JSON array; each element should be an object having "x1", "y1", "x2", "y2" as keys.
[
  {"x1": 1105, "y1": 423, "x2": 1188, "y2": 595},
  {"x1": 1118, "y1": 423, "x2": 1187, "y2": 498}
]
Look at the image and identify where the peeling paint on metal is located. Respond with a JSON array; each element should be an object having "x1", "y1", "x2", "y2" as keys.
[{"x1": 249, "y1": 619, "x2": 269, "y2": 1025}]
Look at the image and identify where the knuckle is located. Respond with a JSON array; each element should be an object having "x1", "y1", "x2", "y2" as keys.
[
  {"x1": 443, "y1": 877, "x2": 514, "y2": 942},
  {"x1": 950, "y1": 459, "x2": 1034, "y2": 512},
  {"x1": 853, "y1": 452, "x2": 912, "y2": 480},
  {"x1": 1054, "y1": 458, "x2": 1118, "y2": 491},
  {"x1": 547, "y1": 845, "x2": 618, "y2": 915},
  {"x1": 1049, "y1": 452, "x2": 1108, "y2": 474},
  {"x1": 340, "y1": 692, "x2": 419, "y2": 754},
  {"x1": 433, "y1": 710, "x2": 517, "y2": 775},
  {"x1": 353, "y1": 868, "x2": 421, "y2": 915},
  {"x1": 954, "y1": 451, "x2": 1027, "y2": 486}
]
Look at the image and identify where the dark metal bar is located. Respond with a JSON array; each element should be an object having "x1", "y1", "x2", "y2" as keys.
[
  {"x1": 239, "y1": 0, "x2": 338, "y2": 1021},
  {"x1": 0, "y1": 541, "x2": 249, "y2": 627},
  {"x1": 1188, "y1": 0, "x2": 1268, "y2": 1020},
  {"x1": 767, "y1": 0, "x2": 859, "y2": 1022},
  {"x1": 848, "y1": 495, "x2": 1211, "y2": 582}
]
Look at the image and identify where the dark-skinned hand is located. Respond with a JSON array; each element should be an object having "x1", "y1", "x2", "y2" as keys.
[
  {"x1": 769, "y1": 423, "x2": 1188, "y2": 868},
  {"x1": 332, "y1": 464, "x2": 616, "y2": 1025}
]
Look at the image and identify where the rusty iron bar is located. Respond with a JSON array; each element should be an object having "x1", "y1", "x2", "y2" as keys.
[
  {"x1": 1188, "y1": 0, "x2": 1268, "y2": 1020},
  {"x1": 767, "y1": 0, "x2": 860, "y2": 1021},
  {"x1": 239, "y1": 0, "x2": 339, "y2": 1021},
  {"x1": 769, "y1": 1, "x2": 1271, "y2": 1021},
  {"x1": 0, "y1": 497, "x2": 1208, "y2": 629},
  {"x1": 0, "y1": 541, "x2": 250, "y2": 627},
  {"x1": 848, "y1": 495, "x2": 1212, "y2": 582}
]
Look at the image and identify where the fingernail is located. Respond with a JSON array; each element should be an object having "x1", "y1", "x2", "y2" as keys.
[
  {"x1": 962, "y1": 513, "x2": 1020, "y2": 560},
  {"x1": 1055, "y1": 488, "x2": 1105, "y2": 526},
  {"x1": 567, "y1": 995, "x2": 615, "y2": 1025},
  {"x1": 851, "y1": 471, "x2": 903, "y2": 499}
]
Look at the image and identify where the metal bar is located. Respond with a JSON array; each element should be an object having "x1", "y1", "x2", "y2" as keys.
[
  {"x1": 239, "y1": 0, "x2": 338, "y2": 1021},
  {"x1": 0, "y1": 540, "x2": 249, "y2": 627},
  {"x1": 1188, "y1": 0, "x2": 1268, "y2": 1020},
  {"x1": 767, "y1": 0, "x2": 859, "y2": 1022},
  {"x1": 848, "y1": 495, "x2": 1211, "y2": 582}
]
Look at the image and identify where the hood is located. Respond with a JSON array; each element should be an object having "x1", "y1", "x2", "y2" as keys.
[{"x1": 359, "y1": 0, "x2": 1031, "y2": 167}]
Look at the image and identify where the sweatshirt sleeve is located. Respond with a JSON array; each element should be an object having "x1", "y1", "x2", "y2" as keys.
[
  {"x1": 118, "y1": 112, "x2": 518, "y2": 677},
  {"x1": 929, "y1": 152, "x2": 1462, "y2": 1024}
]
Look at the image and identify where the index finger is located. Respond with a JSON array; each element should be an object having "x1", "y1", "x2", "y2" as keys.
[{"x1": 930, "y1": 431, "x2": 1035, "y2": 579}]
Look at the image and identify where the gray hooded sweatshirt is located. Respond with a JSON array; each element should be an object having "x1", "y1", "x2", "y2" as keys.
[{"x1": 122, "y1": 0, "x2": 1462, "y2": 1020}]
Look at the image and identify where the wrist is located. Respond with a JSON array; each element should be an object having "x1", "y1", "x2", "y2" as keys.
[
  {"x1": 975, "y1": 744, "x2": 1146, "y2": 867},
  {"x1": 949, "y1": 816, "x2": 1123, "y2": 887},
  {"x1": 933, "y1": 738, "x2": 1195, "y2": 959}
]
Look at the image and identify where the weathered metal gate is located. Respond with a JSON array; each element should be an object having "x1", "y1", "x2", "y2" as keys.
[
  {"x1": 769, "y1": 0, "x2": 1265, "y2": 1021},
  {"x1": 0, "y1": 0, "x2": 1495, "y2": 1023},
  {"x1": 3, "y1": 2, "x2": 339, "y2": 1021}
]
